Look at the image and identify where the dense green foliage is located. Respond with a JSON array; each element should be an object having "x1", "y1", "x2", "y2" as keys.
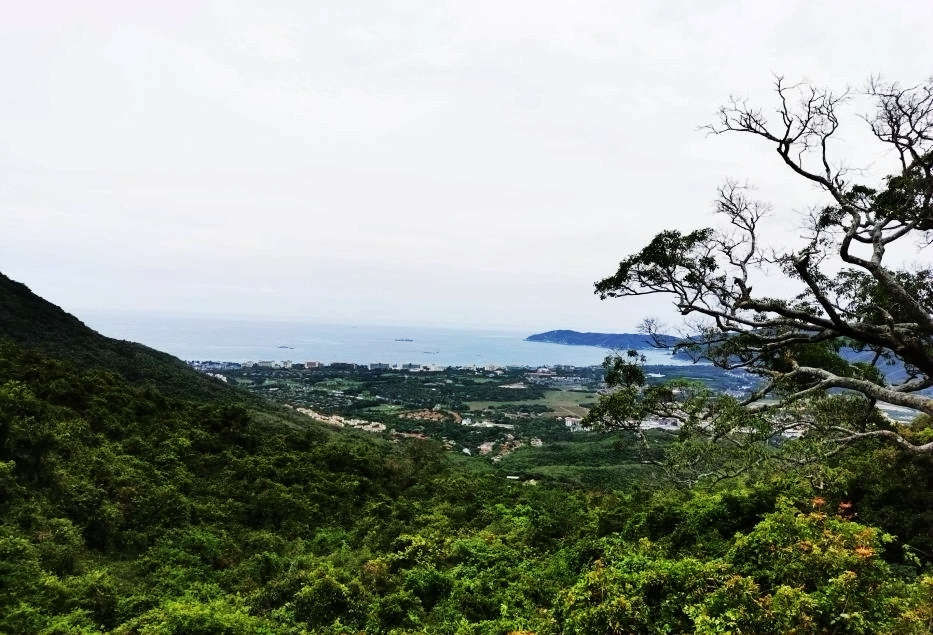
[
  {"x1": 0, "y1": 339, "x2": 931, "y2": 632},
  {"x1": 1, "y1": 275, "x2": 931, "y2": 632}
]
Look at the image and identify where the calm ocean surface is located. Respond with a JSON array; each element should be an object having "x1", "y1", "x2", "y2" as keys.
[{"x1": 80, "y1": 312, "x2": 690, "y2": 368}]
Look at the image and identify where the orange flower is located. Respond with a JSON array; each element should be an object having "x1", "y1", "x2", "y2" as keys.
[
  {"x1": 811, "y1": 497, "x2": 826, "y2": 508},
  {"x1": 854, "y1": 546, "x2": 874, "y2": 558}
]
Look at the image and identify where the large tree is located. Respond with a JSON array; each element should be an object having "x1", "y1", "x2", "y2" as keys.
[{"x1": 588, "y1": 77, "x2": 933, "y2": 480}]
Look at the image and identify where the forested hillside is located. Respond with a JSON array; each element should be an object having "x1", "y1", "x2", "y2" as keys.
[
  {"x1": 0, "y1": 273, "x2": 237, "y2": 401},
  {"x1": 1, "y1": 278, "x2": 932, "y2": 632}
]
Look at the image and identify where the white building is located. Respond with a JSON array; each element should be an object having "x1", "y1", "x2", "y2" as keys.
[{"x1": 564, "y1": 416, "x2": 584, "y2": 432}]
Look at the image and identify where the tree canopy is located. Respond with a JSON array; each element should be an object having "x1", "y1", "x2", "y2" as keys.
[{"x1": 589, "y1": 77, "x2": 933, "y2": 481}]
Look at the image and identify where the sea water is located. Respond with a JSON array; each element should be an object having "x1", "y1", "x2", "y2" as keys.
[{"x1": 80, "y1": 311, "x2": 692, "y2": 368}]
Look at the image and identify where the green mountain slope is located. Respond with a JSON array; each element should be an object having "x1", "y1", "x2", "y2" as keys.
[
  {"x1": 0, "y1": 273, "x2": 235, "y2": 401},
  {"x1": 0, "y1": 275, "x2": 930, "y2": 632}
]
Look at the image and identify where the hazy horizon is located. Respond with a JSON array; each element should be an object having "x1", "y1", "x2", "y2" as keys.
[
  {"x1": 4, "y1": 1, "x2": 932, "y2": 331},
  {"x1": 77, "y1": 309, "x2": 695, "y2": 366}
]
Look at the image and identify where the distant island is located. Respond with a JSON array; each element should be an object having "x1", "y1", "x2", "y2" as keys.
[{"x1": 525, "y1": 329, "x2": 680, "y2": 350}]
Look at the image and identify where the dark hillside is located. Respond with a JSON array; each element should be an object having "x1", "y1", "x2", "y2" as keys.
[{"x1": 0, "y1": 272, "x2": 236, "y2": 401}]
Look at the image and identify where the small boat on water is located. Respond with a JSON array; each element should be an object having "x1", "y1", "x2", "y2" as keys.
[{"x1": 394, "y1": 338, "x2": 414, "y2": 342}]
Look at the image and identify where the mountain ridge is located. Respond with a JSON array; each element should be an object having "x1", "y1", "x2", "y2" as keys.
[
  {"x1": 525, "y1": 329, "x2": 680, "y2": 350},
  {"x1": 0, "y1": 272, "x2": 238, "y2": 400}
]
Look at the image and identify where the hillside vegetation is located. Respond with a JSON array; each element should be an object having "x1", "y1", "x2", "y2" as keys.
[
  {"x1": 1, "y1": 278, "x2": 932, "y2": 632},
  {"x1": 0, "y1": 273, "x2": 238, "y2": 401}
]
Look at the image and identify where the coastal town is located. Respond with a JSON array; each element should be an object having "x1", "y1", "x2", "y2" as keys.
[
  {"x1": 188, "y1": 358, "x2": 607, "y2": 462},
  {"x1": 188, "y1": 358, "x2": 582, "y2": 375},
  {"x1": 187, "y1": 357, "x2": 752, "y2": 470}
]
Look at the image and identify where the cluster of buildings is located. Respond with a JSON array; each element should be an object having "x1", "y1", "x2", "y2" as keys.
[
  {"x1": 461, "y1": 417, "x2": 515, "y2": 430},
  {"x1": 563, "y1": 416, "x2": 585, "y2": 432},
  {"x1": 525, "y1": 367, "x2": 589, "y2": 387},
  {"x1": 187, "y1": 360, "x2": 243, "y2": 371},
  {"x1": 289, "y1": 405, "x2": 387, "y2": 433},
  {"x1": 192, "y1": 360, "x2": 591, "y2": 379},
  {"x1": 242, "y1": 360, "x2": 303, "y2": 369},
  {"x1": 237, "y1": 360, "x2": 474, "y2": 373}
]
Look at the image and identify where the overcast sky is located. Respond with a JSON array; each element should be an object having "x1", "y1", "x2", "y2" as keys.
[{"x1": 2, "y1": 1, "x2": 931, "y2": 332}]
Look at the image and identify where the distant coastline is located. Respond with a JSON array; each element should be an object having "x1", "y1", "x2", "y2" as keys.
[
  {"x1": 525, "y1": 329, "x2": 680, "y2": 349},
  {"x1": 81, "y1": 313, "x2": 683, "y2": 367},
  {"x1": 525, "y1": 329, "x2": 698, "y2": 362}
]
